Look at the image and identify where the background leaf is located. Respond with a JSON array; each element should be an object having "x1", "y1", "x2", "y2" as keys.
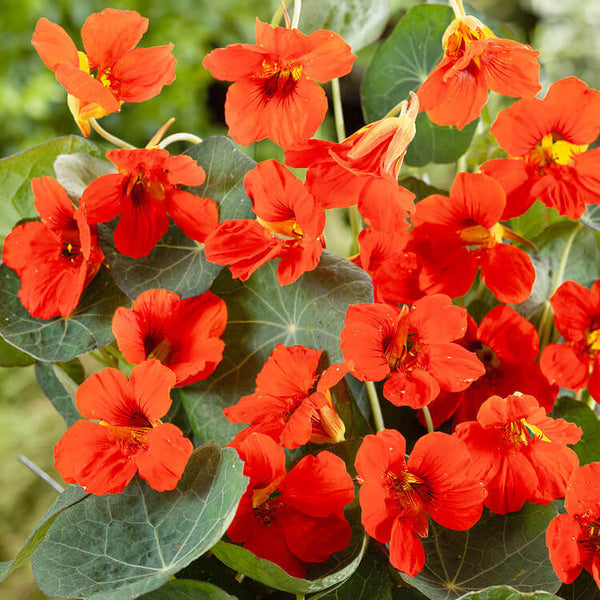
[
  {"x1": 298, "y1": 0, "x2": 390, "y2": 53},
  {"x1": 456, "y1": 585, "x2": 561, "y2": 599},
  {"x1": 0, "y1": 265, "x2": 129, "y2": 362},
  {"x1": 32, "y1": 443, "x2": 248, "y2": 600},
  {"x1": 137, "y1": 579, "x2": 236, "y2": 600},
  {"x1": 35, "y1": 362, "x2": 82, "y2": 427},
  {"x1": 581, "y1": 204, "x2": 600, "y2": 233},
  {"x1": 53, "y1": 153, "x2": 115, "y2": 200},
  {"x1": 180, "y1": 250, "x2": 373, "y2": 444},
  {"x1": 0, "y1": 336, "x2": 35, "y2": 367},
  {"x1": 558, "y1": 570, "x2": 600, "y2": 600},
  {"x1": 99, "y1": 136, "x2": 256, "y2": 300},
  {"x1": 0, "y1": 135, "x2": 102, "y2": 241},
  {"x1": 361, "y1": 4, "x2": 478, "y2": 166},
  {"x1": 401, "y1": 504, "x2": 561, "y2": 599}
]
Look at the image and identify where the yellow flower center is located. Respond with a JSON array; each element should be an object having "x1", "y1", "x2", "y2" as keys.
[
  {"x1": 256, "y1": 59, "x2": 303, "y2": 98},
  {"x1": 504, "y1": 417, "x2": 550, "y2": 448},
  {"x1": 442, "y1": 16, "x2": 495, "y2": 61},
  {"x1": 257, "y1": 217, "x2": 303, "y2": 240},
  {"x1": 530, "y1": 133, "x2": 588, "y2": 167},
  {"x1": 458, "y1": 223, "x2": 505, "y2": 248}
]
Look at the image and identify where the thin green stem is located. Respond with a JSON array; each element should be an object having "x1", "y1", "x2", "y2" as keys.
[
  {"x1": 448, "y1": 0, "x2": 466, "y2": 18},
  {"x1": 331, "y1": 78, "x2": 346, "y2": 143},
  {"x1": 291, "y1": 0, "x2": 302, "y2": 29},
  {"x1": 366, "y1": 381, "x2": 385, "y2": 431},
  {"x1": 421, "y1": 406, "x2": 435, "y2": 434},
  {"x1": 296, "y1": 595, "x2": 305, "y2": 600},
  {"x1": 270, "y1": 0, "x2": 292, "y2": 27},
  {"x1": 18, "y1": 455, "x2": 64, "y2": 493},
  {"x1": 158, "y1": 132, "x2": 203, "y2": 148},
  {"x1": 348, "y1": 206, "x2": 362, "y2": 255},
  {"x1": 90, "y1": 118, "x2": 136, "y2": 149}
]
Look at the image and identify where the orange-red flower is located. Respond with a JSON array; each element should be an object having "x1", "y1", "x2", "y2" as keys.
[
  {"x1": 540, "y1": 280, "x2": 600, "y2": 402},
  {"x1": 481, "y1": 77, "x2": 600, "y2": 219},
  {"x1": 2, "y1": 176, "x2": 103, "y2": 319},
  {"x1": 202, "y1": 19, "x2": 355, "y2": 147},
  {"x1": 227, "y1": 433, "x2": 354, "y2": 577},
  {"x1": 32, "y1": 8, "x2": 176, "y2": 136},
  {"x1": 81, "y1": 148, "x2": 217, "y2": 258},
  {"x1": 224, "y1": 344, "x2": 346, "y2": 449},
  {"x1": 204, "y1": 159, "x2": 325, "y2": 285},
  {"x1": 455, "y1": 393, "x2": 581, "y2": 515},
  {"x1": 355, "y1": 429, "x2": 485, "y2": 576},
  {"x1": 112, "y1": 288, "x2": 227, "y2": 387},
  {"x1": 417, "y1": 13, "x2": 540, "y2": 130},
  {"x1": 340, "y1": 296, "x2": 484, "y2": 408},
  {"x1": 547, "y1": 462, "x2": 600, "y2": 587},
  {"x1": 54, "y1": 360, "x2": 193, "y2": 495},
  {"x1": 410, "y1": 172, "x2": 535, "y2": 303}
]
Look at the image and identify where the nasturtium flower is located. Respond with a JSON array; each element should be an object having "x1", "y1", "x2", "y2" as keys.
[
  {"x1": 410, "y1": 172, "x2": 535, "y2": 303},
  {"x1": 541, "y1": 280, "x2": 600, "y2": 402},
  {"x1": 112, "y1": 288, "x2": 227, "y2": 386},
  {"x1": 340, "y1": 296, "x2": 484, "y2": 408},
  {"x1": 54, "y1": 360, "x2": 193, "y2": 495},
  {"x1": 32, "y1": 8, "x2": 176, "y2": 136},
  {"x1": 417, "y1": 12, "x2": 540, "y2": 130},
  {"x1": 455, "y1": 393, "x2": 581, "y2": 515},
  {"x1": 227, "y1": 433, "x2": 354, "y2": 577},
  {"x1": 355, "y1": 429, "x2": 486, "y2": 576},
  {"x1": 426, "y1": 305, "x2": 558, "y2": 427},
  {"x1": 547, "y1": 462, "x2": 600, "y2": 588},
  {"x1": 224, "y1": 344, "x2": 346, "y2": 448},
  {"x1": 2, "y1": 176, "x2": 103, "y2": 319},
  {"x1": 481, "y1": 77, "x2": 600, "y2": 219},
  {"x1": 81, "y1": 148, "x2": 217, "y2": 258},
  {"x1": 203, "y1": 19, "x2": 355, "y2": 147},
  {"x1": 204, "y1": 159, "x2": 325, "y2": 285}
]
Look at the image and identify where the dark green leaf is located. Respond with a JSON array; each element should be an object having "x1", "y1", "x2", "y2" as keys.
[
  {"x1": 0, "y1": 265, "x2": 129, "y2": 362},
  {"x1": 137, "y1": 579, "x2": 236, "y2": 600},
  {"x1": 35, "y1": 361, "x2": 82, "y2": 427},
  {"x1": 581, "y1": 204, "x2": 600, "y2": 234},
  {"x1": 99, "y1": 136, "x2": 256, "y2": 300},
  {"x1": 552, "y1": 396, "x2": 600, "y2": 466},
  {"x1": 0, "y1": 335, "x2": 35, "y2": 367},
  {"x1": 53, "y1": 153, "x2": 115, "y2": 200},
  {"x1": 32, "y1": 443, "x2": 248, "y2": 600},
  {"x1": 457, "y1": 585, "x2": 561, "y2": 599},
  {"x1": 0, "y1": 485, "x2": 87, "y2": 582},
  {"x1": 0, "y1": 135, "x2": 103, "y2": 241},
  {"x1": 399, "y1": 176, "x2": 446, "y2": 203},
  {"x1": 181, "y1": 250, "x2": 373, "y2": 444},
  {"x1": 401, "y1": 504, "x2": 561, "y2": 599},
  {"x1": 361, "y1": 5, "x2": 477, "y2": 166},
  {"x1": 298, "y1": 0, "x2": 390, "y2": 52},
  {"x1": 212, "y1": 507, "x2": 367, "y2": 595},
  {"x1": 558, "y1": 569, "x2": 600, "y2": 600}
]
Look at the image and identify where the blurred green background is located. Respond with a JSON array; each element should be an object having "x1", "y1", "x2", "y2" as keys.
[{"x1": 0, "y1": 0, "x2": 596, "y2": 598}]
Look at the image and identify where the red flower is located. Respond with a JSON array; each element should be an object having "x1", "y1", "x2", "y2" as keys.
[
  {"x1": 2, "y1": 176, "x2": 103, "y2": 319},
  {"x1": 203, "y1": 19, "x2": 355, "y2": 147},
  {"x1": 227, "y1": 433, "x2": 354, "y2": 577},
  {"x1": 355, "y1": 428, "x2": 485, "y2": 576},
  {"x1": 547, "y1": 462, "x2": 600, "y2": 587},
  {"x1": 81, "y1": 148, "x2": 218, "y2": 258},
  {"x1": 540, "y1": 280, "x2": 600, "y2": 402},
  {"x1": 481, "y1": 77, "x2": 600, "y2": 219},
  {"x1": 224, "y1": 344, "x2": 346, "y2": 449},
  {"x1": 112, "y1": 288, "x2": 227, "y2": 386},
  {"x1": 340, "y1": 296, "x2": 484, "y2": 409},
  {"x1": 410, "y1": 172, "x2": 535, "y2": 303},
  {"x1": 204, "y1": 159, "x2": 325, "y2": 285},
  {"x1": 455, "y1": 393, "x2": 581, "y2": 515},
  {"x1": 54, "y1": 360, "x2": 193, "y2": 495},
  {"x1": 417, "y1": 14, "x2": 540, "y2": 130},
  {"x1": 426, "y1": 305, "x2": 558, "y2": 427},
  {"x1": 32, "y1": 9, "x2": 175, "y2": 136}
]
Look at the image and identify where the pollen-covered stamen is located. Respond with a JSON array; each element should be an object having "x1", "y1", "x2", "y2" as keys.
[
  {"x1": 257, "y1": 217, "x2": 303, "y2": 240},
  {"x1": 385, "y1": 469, "x2": 433, "y2": 517},
  {"x1": 530, "y1": 132, "x2": 588, "y2": 168},
  {"x1": 61, "y1": 241, "x2": 82, "y2": 262},
  {"x1": 586, "y1": 328, "x2": 600, "y2": 357},
  {"x1": 580, "y1": 520, "x2": 600, "y2": 554},
  {"x1": 458, "y1": 223, "x2": 505, "y2": 249},
  {"x1": 442, "y1": 16, "x2": 495, "y2": 60},
  {"x1": 125, "y1": 171, "x2": 167, "y2": 204},
  {"x1": 476, "y1": 343, "x2": 501, "y2": 370},
  {"x1": 503, "y1": 417, "x2": 550, "y2": 447},
  {"x1": 147, "y1": 338, "x2": 173, "y2": 363},
  {"x1": 100, "y1": 422, "x2": 155, "y2": 455},
  {"x1": 256, "y1": 59, "x2": 303, "y2": 98},
  {"x1": 384, "y1": 306, "x2": 410, "y2": 370}
]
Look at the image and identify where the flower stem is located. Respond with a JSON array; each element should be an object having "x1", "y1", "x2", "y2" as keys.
[
  {"x1": 158, "y1": 132, "x2": 203, "y2": 149},
  {"x1": 90, "y1": 118, "x2": 136, "y2": 149},
  {"x1": 366, "y1": 381, "x2": 385, "y2": 431},
  {"x1": 18, "y1": 455, "x2": 64, "y2": 493},
  {"x1": 291, "y1": 0, "x2": 302, "y2": 29},
  {"x1": 421, "y1": 406, "x2": 435, "y2": 434},
  {"x1": 331, "y1": 78, "x2": 346, "y2": 143},
  {"x1": 270, "y1": 0, "x2": 292, "y2": 27},
  {"x1": 449, "y1": 0, "x2": 466, "y2": 18}
]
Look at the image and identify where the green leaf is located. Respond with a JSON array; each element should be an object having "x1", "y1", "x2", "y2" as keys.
[
  {"x1": 457, "y1": 585, "x2": 561, "y2": 599},
  {"x1": 0, "y1": 485, "x2": 87, "y2": 582},
  {"x1": 212, "y1": 507, "x2": 367, "y2": 595},
  {"x1": 53, "y1": 153, "x2": 115, "y2": 200},
  {"x1": 552, "y1": 396, "x2": 600, "y2": 466},
  {"x1": 32, "y1": 443, "x2": 248, "y2": 600},
  {"x1": 180, "y1": 250, "x2": 373, "y2": 444},
  {"x1": 558, "y1": 570, "x2": 600, "y2": 600},
  {"x1": 401, "y1": 504, "x2": 561, "y2": 599},
  {"x1": 298, "y1": 0, "x2": 390, "y2": 53},
  {"x1": 0, "y1": 335, "x2": 35, "y2": 367},
  {"x1": 399, "y1": 176, "x2": 446, "y2": 203},
  {"x1": 0, "y1": 135, "x2": 103, "y2": 241},
  {"x1": 361, "y1": 4, "x2": 477, "y2": 166},
  {"x1": 98, "y1": 136, "x2": 256, "y2": 300},
  {"x1": 581, "y1": 204, "x2": 600, "y2": 233},
  {"x1": 510, "y1": 202, "x2": 567, "y2": 241},
  {"x1": 0, "y1": 265, "x2": 129, "y2": 362},
  {"x1": 35, "y1": 361, "x2": 82, "y2": 427},
  {"x1": 137, "y1": 579, "x2": 236, "y2": 600}
]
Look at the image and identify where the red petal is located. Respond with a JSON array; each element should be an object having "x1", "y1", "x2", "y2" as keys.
[
  {"x1": 302, "y1": 29, "x2": 355, "y2": 81},
  {"x1": 128, "y1": 360, "x2": 176, "y2": 422},
  {"x1": 202, "y1": 43, "x2": 265, "y2": 81},
  {"x1": 426, "y1": 343, "x2": 485, "y2": 392},
  {"x1": 32, "y1": 176, "x2": 75, "y2": 232},
  {"x1": 32, "y1": 18, "x2": 78, "y2": 71},
  {"x1": 410, "y1": 294, "x2": 466, "y2": 344},
  {"x1": 540, "y1": 343, "x2": 589, "y2": 391},
  {"x1": 166, "y1": 189, "x2": 218, "y2": 243},
  {"x1": 80, "y1": 173, "x2": 126, "y2": 224},
  {"x1": 383, "y1": 370, "x2": 440, "y2": 409},
  {"x1": 565, "y1": 462, "x2": 600, "y2": 520},
  {"x1": 389, "y1": 517, "x2": 426, "y2": 576},
  {"x1": 546, "y1": 514, "x2": 585, "y2": 584},
  {"x1": 55, "y1": 63, "x2": 121, "y2": 112},
  {"x1": 234, "y1": 433, "x2": 286, "y2": 490},
  {"x1": 550, "y1": 280, "x2": 597, "y2": 342}
]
